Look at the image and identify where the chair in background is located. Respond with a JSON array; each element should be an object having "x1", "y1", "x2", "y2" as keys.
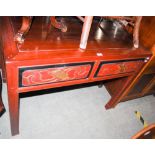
[
  {"x1": 14, "y1": 16, "x2": 142, "y2": 50},
  {"x1": 78, "y1": 16, "x2": 142, "y2": 49}
]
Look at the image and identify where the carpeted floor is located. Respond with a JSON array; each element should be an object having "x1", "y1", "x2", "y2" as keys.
[{"x1": 0, "y1": 82, "x2": 155, "y2": 139}]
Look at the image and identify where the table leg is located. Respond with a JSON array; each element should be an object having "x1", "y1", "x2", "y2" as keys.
[
  {"x1": 8, "y1": 89, "x2": 19, "y2": 135},
  {"x1": 6, "y1": 65, "x2": 19, "y2": 136},
  {"x1": 105, "y1": 75, "x2": 134, "y2": 109},
  {"x1": 98, "y1": 82, "x2": 103, "y2": 88}
]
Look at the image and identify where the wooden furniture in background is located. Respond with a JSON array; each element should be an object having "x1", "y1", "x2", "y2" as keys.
[
  {"x1": 122, "y1": 49, "x2": 155, "y2": 101},
  {"x1": 102, "y1": 16, "x2": 142, "y2": 48},
  {"x1": 78, "y1": 16, "x2": 142, "y2": 49},
  {"x1": 14, "y1": 16, "x2": 68, "y2": 44},
  {"x1": 0, "y1": 17, "x2": 151, "y2": 136},
  {"x1": 50, "y1": 16, "x2": 67, "y2": 32},
  {"x1": 14, "y1": 16, "x2": 33, "y2": 44},
  {"x1": 104, "y1": 17, "x2": 155, "y2": 102},
  {"x1": 14, "y1": 16, "x2": 94, "y2": 50},
  {"x1": 132, "y1": 124, "x2": 155, "y2": 139},
  {"x1": 122, "y1": 17, "x2": 155, "y2": 101},
  {"x1": 14, "y1": 16, "x2": 142, "y2": 50}
]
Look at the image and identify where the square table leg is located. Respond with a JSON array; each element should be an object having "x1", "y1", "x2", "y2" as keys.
[{"x1": 6, "y1": 64, "x2": 19, "y2": 136}]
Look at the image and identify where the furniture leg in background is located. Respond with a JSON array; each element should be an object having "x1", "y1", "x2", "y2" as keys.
[
  {"x1": 133, "y1": 16, "x2": 142, "y2": 48},
  {"x1": 14, "y1": 16, "x2": 68, "y2": 44},
  {"x1": 79, "y1": 16, "x2": 93, "y2": 49},
  {"x1": 101, "y1": 16, "x2": 142, "y2": 48},
  {"x1": 14, "y1": 16, "x2": 32, "y2": 44},
  {"x1": 50, "y1": 16, "x2": 67, "y2": 32}
]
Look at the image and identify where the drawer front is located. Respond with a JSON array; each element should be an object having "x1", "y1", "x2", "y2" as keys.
[
  {"x1": 19, "y1": 62, "x2": 94, "y2": 87},
  {"x1": 95, "y1": 60, "x2": 143, "y2": 77}
]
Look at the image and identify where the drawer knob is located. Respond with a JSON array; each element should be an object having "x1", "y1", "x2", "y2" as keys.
[
  {"x1": 53, "y1": 70, "x2": 69, "y2": 80},
  {"x1": 120, "y1": 64, "x2": 126, "y2": 72}
]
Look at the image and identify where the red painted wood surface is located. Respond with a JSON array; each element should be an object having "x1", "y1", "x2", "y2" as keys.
[
  {"x1": 22, "y1": 65, "x2": 91, "y2": 86},
  {"x1": 125, "y1": 61, "x2": 142, "y2": 71},
  {"x1": 97, "y1": 61, "x2": 143, "y2": 77}
]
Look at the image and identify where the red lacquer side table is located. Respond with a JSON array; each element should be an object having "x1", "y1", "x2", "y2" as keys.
[{"x1": 0, "y1": 17, "x2": 152, "y2": 136}]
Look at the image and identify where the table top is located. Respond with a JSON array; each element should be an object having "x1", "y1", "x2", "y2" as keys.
[
  {"x1": 1, "y1": 17, "x2": 152, "y2": 62},
  {"x1": 12, "y1": 16, "x2": 133, "y2": 52}
]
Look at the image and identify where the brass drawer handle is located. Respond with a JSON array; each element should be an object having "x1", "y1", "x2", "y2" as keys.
[
  {"x1": 120, "y1": 64, "x2": 126, "y2": 72},
  {"x1": 53, "y1": 70, "x2": 69, "y2": 80}
]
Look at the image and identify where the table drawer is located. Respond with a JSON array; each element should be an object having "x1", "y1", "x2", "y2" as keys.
[
  {"x1": 19, "y1": 62, "x2": 94, "y2": 87},
  {"x1": 95, "y1": 60, "x2": 144, "y2": 77}
]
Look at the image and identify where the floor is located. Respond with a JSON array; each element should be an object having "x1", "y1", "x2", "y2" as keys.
[{"x1": 0, "y1": 82, "x2": 155, "y2": 139}]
